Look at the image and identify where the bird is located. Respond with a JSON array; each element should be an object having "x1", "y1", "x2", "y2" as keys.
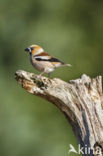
[{"x1": 25, "y1": 44, "x2": 71, "y2": 77}]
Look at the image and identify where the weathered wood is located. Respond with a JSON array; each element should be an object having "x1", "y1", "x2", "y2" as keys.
[{"x1": 15, "y1": 70, "x2": 103, "y2": 156}]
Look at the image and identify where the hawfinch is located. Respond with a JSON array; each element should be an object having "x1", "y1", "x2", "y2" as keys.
[{"x1": 25, "y1": 44, "x2": 71, "y2": 77}]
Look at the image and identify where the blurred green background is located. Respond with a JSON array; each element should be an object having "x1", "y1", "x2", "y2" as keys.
[{"x1": 0, "y1": 0, "x2": 103, "y2": 156}]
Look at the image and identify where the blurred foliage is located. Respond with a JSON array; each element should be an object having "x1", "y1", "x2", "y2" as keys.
[{"x1": 0, "y1": 0, "x2": 103, "y2": 156}]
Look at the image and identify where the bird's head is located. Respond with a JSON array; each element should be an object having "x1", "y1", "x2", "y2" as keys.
[{"x1": 25, "y1": 44, "x2": 44, "y2": 55}]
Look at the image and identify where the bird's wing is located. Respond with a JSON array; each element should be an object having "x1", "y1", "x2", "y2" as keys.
[
  {"x1": 35, "y1": 56, "x2": 65, "y2": 64},
  {"x1": 48, "y1": 57, "x2": 64, "y2": 64}
]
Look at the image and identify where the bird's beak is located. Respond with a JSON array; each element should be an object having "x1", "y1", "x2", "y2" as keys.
[{"x1": 25, "y1": 47, "x2": 31, "y2": 52}]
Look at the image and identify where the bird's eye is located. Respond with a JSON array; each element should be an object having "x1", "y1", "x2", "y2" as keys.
[{"x1": 30, "y1": 47, "x2": 34, "y2": 50}]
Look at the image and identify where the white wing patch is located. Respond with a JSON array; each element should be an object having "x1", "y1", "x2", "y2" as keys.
[{"x1": 34, "y1": 56, "x2": 50, "y2": 59}]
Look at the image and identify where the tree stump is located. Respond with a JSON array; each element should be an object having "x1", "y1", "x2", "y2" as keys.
[{"x1": 15, "y1": 70, "x2": 103, "y2": 156}]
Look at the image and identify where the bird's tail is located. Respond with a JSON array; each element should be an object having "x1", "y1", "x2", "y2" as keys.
[{"x1": 62, "y1": 63, "x2": 72, "y2": 67}]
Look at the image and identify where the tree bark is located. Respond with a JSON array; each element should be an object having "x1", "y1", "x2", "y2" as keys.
[{"x1": 15, "y1": 70, "x2": 103, "y2": 156}]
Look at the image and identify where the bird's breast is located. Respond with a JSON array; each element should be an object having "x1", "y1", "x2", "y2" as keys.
[{"x1": 30, "y1": 56, "x2": 44, "y2": 71}]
